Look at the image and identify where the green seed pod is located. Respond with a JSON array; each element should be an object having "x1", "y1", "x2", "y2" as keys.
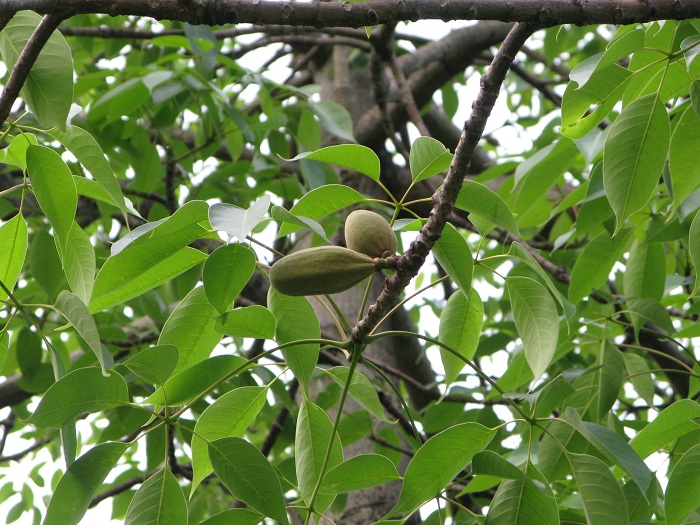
[
  {"x1": 269, "y1": 245, "x2": 377, "y2": 296},
  {"x1": 345, "y1": 210, "x2": 398, "y2": 258}
]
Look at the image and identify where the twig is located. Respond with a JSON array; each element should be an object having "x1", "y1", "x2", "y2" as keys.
[
  {"x1": 89, "y1": 470, "x2": 158, "y2": 508},
  {"x1": 0, "y1": 437, "x2": 49, "y2": 463}
]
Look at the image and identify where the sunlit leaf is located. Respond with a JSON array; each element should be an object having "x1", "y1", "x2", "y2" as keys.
[
  {"x1": 388, "y1": 423, "x2": 495, "y2": 518},
  {"x1": 27, "y1": 367, "x2": 128, "y2": 428},
  {"x1": 507, "y1": 276, "x2": 559, "y2": 381},
  {"x1": 438, "y1": 288, "x2": 483, "y2": 386},
  {"x1": 203, "y1": 243, "x2": 257, "y2": 314},
  {"x1": 319, "y1": 454, "x2": 401, "y2": 494},
  {"x1": 125, "y1": 468, "x2": 187, "y2": 525},
  {"x1": 603, "y1": 94, "x2": 669, "y2": 231},
  {"x1": 0, "y1": 214, "x2": 27, "y2": 303},
  {"x1": 44, "y1": 442, "x2": 128, "y2": 525},
  {"x1": 209, "y1": 195, "x2": 271, "y2": 242}
]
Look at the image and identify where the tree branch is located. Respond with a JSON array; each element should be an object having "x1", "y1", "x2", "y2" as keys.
[
  {"x1": 8, "y1": 0, "x2": 699, "y2": 28},
  {"x1": 352, "y1": 22, "x2": 537, "y2": 342}
]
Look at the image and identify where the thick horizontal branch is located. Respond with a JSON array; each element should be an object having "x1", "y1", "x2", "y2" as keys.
[{"x1": 4, "y1": 0, "x2": 699, "y2": 28}]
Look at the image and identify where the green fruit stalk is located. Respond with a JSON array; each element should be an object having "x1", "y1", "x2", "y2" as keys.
[
  {"x1": 344, "y1": 209, "x2": 397, "y2": 258},
  {"x1": 269, "y1": 245, "x2": 377, "y2": 296}
]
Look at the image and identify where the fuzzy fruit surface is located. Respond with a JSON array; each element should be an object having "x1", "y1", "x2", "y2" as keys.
[
  {"x1": 344, "y1": 210, "x2": 397, "y2": 258},
  {"x1": 269, "y1": 245, "x2": 376, "y2": 296}
]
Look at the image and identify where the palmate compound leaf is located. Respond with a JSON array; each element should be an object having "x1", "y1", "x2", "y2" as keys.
[
  {"x1": 209, "y1": 437, "x2": 289, "y2": 524},
  {"x1": 387, "y1": 423, "x2": 495, "y2": 519},
  {"x1": 507, "y1": 276, "x2": 559, "y2": 381}
]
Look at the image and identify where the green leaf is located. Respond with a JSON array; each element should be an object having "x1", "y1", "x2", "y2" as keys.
[
  {"x1": 319, "y1": 454, "x2": 401, "y2": 494},
  {"x1": 0, "y1": 11, "x2": 73, "y2": 129},
  {"x1": 486, "y1": 470, "x2": 559, "y2": 525},
  {"x1": 565, "y1": 407, "x2": 651, "y2": 493},
  {"x1": 296, "y1": 399, "x2": 343, "y2": 513},
  {"x1": 158, "y1": 286, "x2": 221, "y2": 375},
  {"x1": 89, "y1": 201, "x2": 209, "y2": 312},
  {"x1": 569, "y1": 453, "x2": 628, "y2": 525},
  {"x1": 689, "y1": 211, "x2": 700, "y2": 297},
  {"x1": 622, "y1": 352, "x2": 655, "y2": 406},
  {"x1": 0, "y1": 214, "x2": 27, "y2": 303},
  {"x1": 308, "y1": 100, "x2": 356, "y2": 142},
  {"x1": 209, "y1": 195, "x2": 270, "y2": 242},
  {"x1": 388, "y1": 423, "x2": 495, "y2": 518},
  {"x1": 623, "y1": 241, "x2": 665, "y2": 302},
  {"x1": 144, "y1": 355, "x2": 248, "y2": 406},
  {"x1": 287, "y1": 145, "x2": 380, "y2": 181},
  {"x1": 192, "y1": 386, "x2": 268, "y2": 491},
  {"x1": 26, "y1": 145, "x2": 77, "y2": 255},
  {"x1": 508, "y1": 242, "x2": 569, "y2": 314},
  {"x1": 472, "y1": 451, "x2": 527, "y2": 481},
  {"x1": 433, "y1": 222, "x2": 473, "y2": 294},
  {"x1": 125, "y1": 468, "x2": 187, "y2": 525},
  {"x1": 44, "y1": 442, "x2": 128, "y2": 525},
  {"x1": 325, "y1": 367, "x2": 389, "y2": 422},
  {"x1": 561, "y1": 64, "x2": 631, "y2": 139},
  {"x1": 270, "y1": 205, "x2": 331, "y2": 243},
  {"x1": 569, "y1": 229, "x2": 631, "y2": 304},
  {"x1": 438, "y1": 288, "x2": 483, "y2": 386},
  {"x1": 0, "y1": 132, "x2": 37, "y2": 169},
  {"x1": 198, "y1": 509, "x2": 263, "y2": 525},
  {"x1": 214, "y1": 306, "x2": 276, "y2": 339},
  {"x1": 409, "y1": 137, "x2": 453, "y2": 182},
  {"x1": 62, "y1": 223, "x2": 96, "y2": 305},
  {"x1": 665, "y1": 443, "x2": 700, "y2": 525},
  {"x1": 276, "y1": 184, "x2": 366, "y2": 238},
  {"x1": 203, "y1": 243, "x2": 257, "y2": 314},
  {"x1": 603, "y1": 94, "x2": 670, "y2": 231},
  {"x1": 669, "y1": 108, "x2": 700, "y2": 210},
  {"x1": 507, "y1": 276, "x2": 559, "y2": 381},
  {"x1": 55, "y1": 291, "x2": 113, "y2": 375},
  {"x1": 629, "y1": 400, "x2": 700, "y2": 459},
  {"x1": 455, "y1": 180, "x2": 520, "y2": 235},
  {"x1": 268, "y1": 289, "x2": 320, "y2": 392},
  {"x1": 26, "y1": 367, "x2": 128, "y2": 429},
  {"x1": 123, "y1": 344, "x2": 179, "y2": 385},
  {"x1": 209, "y1": 437, "x2": 289, "y2": 524},
  {"x1": 48, "y1": 126, "x2": 127, "y2": 212}
]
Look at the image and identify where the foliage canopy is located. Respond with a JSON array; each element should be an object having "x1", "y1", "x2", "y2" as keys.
[{"x1": 1, "y1": 3, "x2": 700, "y2": 525}]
